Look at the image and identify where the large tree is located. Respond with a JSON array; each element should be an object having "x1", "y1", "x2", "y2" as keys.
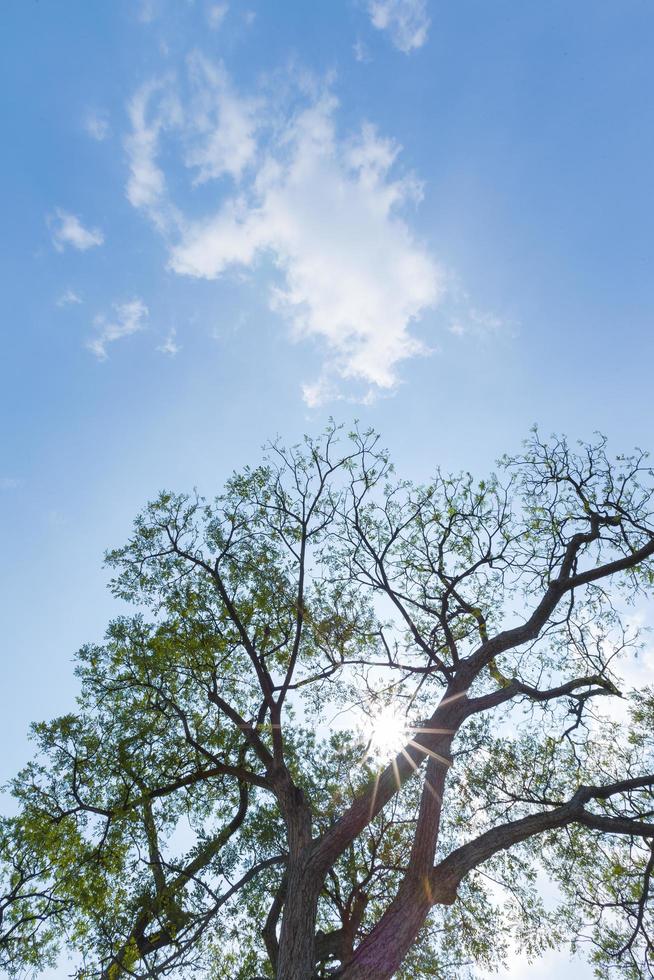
[{"x1": 3, "y1": 426, "x2": 654, "y2": 979}]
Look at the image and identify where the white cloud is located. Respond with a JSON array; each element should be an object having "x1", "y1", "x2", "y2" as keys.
[
  {"x1": 125, "y1": 78, "x2": 181, "y2": 230},
  {"x1": 168, "y1": 96, "x2": 441, "y2": 393},
  {"x1": 138, "y1": 0, "x2": 159, "y2": 24},
  {"x1": 448, "y1": 306, "x2": 515, "y2": 339},
  {"x1": 125, "y1": 66, "x2": 442, "y2": 400},
  {"x1": 301, "y1": 375, "x2": 340, "y2": 409},
  {"x1": 86, "y1": 299, "x2": 148, "y2": 360},
  {"x1": 156, "y1": 328, "x2": 181, "y2": 355},
  {"x1": 353, "y1": 39, "x2": 371, "y2": 63},
  {"x1": 476, "y1": 940, "x2": 587, "y2": 979},
  {"x1": 207, "y1": 2, "x2": 228, "y2": 29},
  {"x1": 84, "y1": 110, "x2": 111, "y2": 141},
  {"x1": 183, "y1": 53, "x2": 260, "y2": 183},
  {"x1": 56, "y1": 288, "x2": 83, "y2": 307},
  {"x1": 48, "y1": 209, "x2": 104, "y2": 252},
  {"x1": 468, "y1": 308, "x2": 505, "y2": 332},
  {"x1": 125, "y1": 56, "x2": 257, "y2": 230},
  {"x1": 0, "y1": 477, "x2": 21, "y2": 490},
  {"x1": 368, "y1": 0, "x2": 430, "y2": 53}
]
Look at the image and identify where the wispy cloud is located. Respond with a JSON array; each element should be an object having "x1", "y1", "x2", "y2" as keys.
[
  {"x1": 86, "y1": 299, "x2": 148, "y2": 360},
  {"x1": 207, "y1": 3, "x2": 229, "y2": 29},
  {"x1": 156, "y1": 328, "x2": 180, "y2": 355},
  {"x1": 48, "y1": 209, "x2": 104, "y2": 252},
  {"x1": 447, "y1": 302, "x2": 517, "y2": 340},
  {"x1": 0, "y1": 477, "x2": 21, "y2": 490},
  {"x1": 368, "y1": 0, "x2": 430, "y2": 53},
  {"x1": 56, "y1": 288, "x2": 83, "y2": 307},
  {"x1": 353, "y1": 39, "x2": 371, "y2": 64},
  {"x1": 183, "y1": 53, "x2": 260, "y2": 183},
  {"x1": 125, "y1": 57, "x2": 259, "y2": 229},
  {"x1": 84, "y1": 110, "x2": 111, "y2": 141},
  {"x1": 125, "y1": 65, "x2": 442, "y2": 403},
  {"x1": 170, "y1": 99, "x2": 441, "y2": 398},
  {"x1": 137, "y1": 0, "x2": 159, "y2": 24},
  {"x1": 125, "y1": 79, "x2": 181, "y2": 229}
]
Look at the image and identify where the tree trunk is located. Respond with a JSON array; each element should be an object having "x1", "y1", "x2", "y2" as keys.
[
  {"x1": 275, "y1": 777, "x2": 320, "y2": 980},
  {"x1": 275, "y1": 860, "x2": 322, "y2": 980},
  {"x1": 337, "y1": 876, "x2": 432, "y2": 980},
  {"x1": 338, "y1": 753, "x2": 451, "y2": 980}
]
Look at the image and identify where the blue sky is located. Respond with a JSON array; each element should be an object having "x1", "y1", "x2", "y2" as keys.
[{"x1": 2, "y1": 1, "x2": 654, "y2": 976}]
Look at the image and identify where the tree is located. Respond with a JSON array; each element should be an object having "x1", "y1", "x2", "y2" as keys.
[{"x1": 2, "y1": 425, "x2": 654, "y2": 980}]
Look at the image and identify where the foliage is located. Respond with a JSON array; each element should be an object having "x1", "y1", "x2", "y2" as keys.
[{"x1": 2, "y1": 425, "x2": 654, "y2": 979}]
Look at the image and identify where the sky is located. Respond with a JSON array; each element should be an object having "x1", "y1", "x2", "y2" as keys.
[{"x1": 2, "y1": 1, "x2": 654, "y2": 976}]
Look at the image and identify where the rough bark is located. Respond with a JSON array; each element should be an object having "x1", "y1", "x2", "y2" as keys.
[
  {"x1": 275, "y1": 862, "x2": 322, "y2": 980},
  {"x1": 337, "y1": 753, "x2": 451, "y2": 980},
  {"x1": 275, "y1": 777, "x2": 320, "y2": 980}
]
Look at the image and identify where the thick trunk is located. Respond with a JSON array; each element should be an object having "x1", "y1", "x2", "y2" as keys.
[
  {"x1": 275, "y1": 860, "x2": 322, "y2": 980},
  {"x1": 337, "y1": 876, "x2": 432, "y2": 980},
  {"x1": 275, "y1": 695, "x2": 457, "y2": 978},
  {"x1": 274, "y1": 776, "x2": 321, "y2": 980},
  {"x1": 338, "y1": 750, "x2": 451, "y2": 980}
]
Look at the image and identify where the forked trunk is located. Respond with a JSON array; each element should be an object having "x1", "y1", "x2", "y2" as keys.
[
  {"x1": 275, "y1": 859, "x2": 322, "y2": 980},
  {"x1": 337, "y1": 876, "x2": 433, "y2": 980},
  {"x1": 338, "y1": 752, "x2": 451, "y2": 980},
  {"x1": 275, "y1": 778, "x2": 320, "y2": 980}
]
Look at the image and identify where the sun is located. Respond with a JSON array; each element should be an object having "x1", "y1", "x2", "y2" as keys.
[{"x1": 361, "y1": 702, "x2": 410, "y2": 763}]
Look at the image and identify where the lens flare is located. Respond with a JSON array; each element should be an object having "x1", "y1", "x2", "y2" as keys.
[{"x1": 360, "y1": 702, "x2": 410, "y2": 763}]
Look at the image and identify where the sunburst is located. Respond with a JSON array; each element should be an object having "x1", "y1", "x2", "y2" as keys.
[{"x1": 359, "y1": 702, "x2": 410, "y2": 763}]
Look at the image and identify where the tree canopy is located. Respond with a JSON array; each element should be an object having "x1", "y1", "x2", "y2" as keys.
[{"x1": 2, "y1": 425, "x2": 654, "y2": 979}]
